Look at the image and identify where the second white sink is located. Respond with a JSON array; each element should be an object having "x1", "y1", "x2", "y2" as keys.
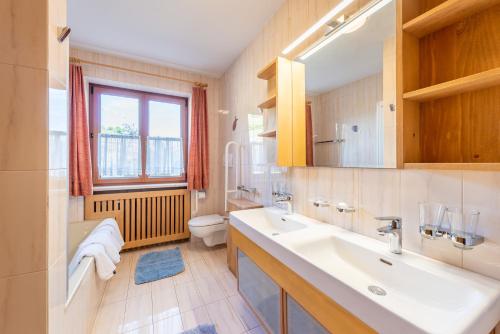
[{"x1": 230, "y1": 207, "x2": 500, "y2": 334}]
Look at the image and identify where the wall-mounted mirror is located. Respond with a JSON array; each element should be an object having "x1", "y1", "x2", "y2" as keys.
[{"x1": 298, "y1": 0, "x2": 396, "y2": 168}]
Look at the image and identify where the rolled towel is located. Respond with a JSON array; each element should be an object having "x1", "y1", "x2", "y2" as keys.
[
  {"x1": 93, "y1": 224, "x2": 124, "y2": 250},
  {"x1": 98, "y1": 218, "x2": 125, "y2": 247},
  {"x1": 80, "y1": 229, "x2": 121, "y2": 264},
  {"x1": 69, "y1": 243, "x2": 116, "y2": 280}
]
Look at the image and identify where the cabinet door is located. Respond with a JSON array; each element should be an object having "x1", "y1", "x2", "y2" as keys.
[
  {"x1": 237, "y1": 250, "x2": 281, "y2": 334},
  {"x1": 287, "y1": 295, "x2": 329, "y2": 334}
]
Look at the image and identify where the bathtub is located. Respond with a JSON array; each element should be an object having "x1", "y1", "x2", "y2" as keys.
[{"x1": 65, "y1": 220, "x2": 108, "y2": 334}]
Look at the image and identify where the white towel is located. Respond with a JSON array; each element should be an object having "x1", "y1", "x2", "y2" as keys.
[
  {"x1": 93, "y1": 220, "x2": 124, "y2": 250},
  {"x1": 80, "y1": 229, "x2": 121, "y2": 264},
  {"x1": 96, "y1": 218, "x2": 125, "y2": 247},
  {"x1": 71, "y1": 243, "x2": 116, "y2": 280}
]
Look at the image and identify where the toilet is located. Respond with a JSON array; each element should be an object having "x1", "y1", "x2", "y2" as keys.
[{"x1": 188, "y1": 214, "x2": 227, "y2": 247}]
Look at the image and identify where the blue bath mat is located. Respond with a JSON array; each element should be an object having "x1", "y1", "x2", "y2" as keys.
[
  {"x1": 134, "y1": 247, "x2": 185, "y2": 284},
  {"x1": 181, "y1": 324, "x2": 217, "y2": 334}
]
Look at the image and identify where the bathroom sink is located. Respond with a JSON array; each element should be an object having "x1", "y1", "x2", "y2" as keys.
[
  {"x1": 230, "y1": 208, "x2": 500, "y2": 334},
  {"x1": 286, "y1": 232, "x2": 495, "y2": 334},
  {"x1": 230, "y1": 207, "x2": 307, "y2": 236}
]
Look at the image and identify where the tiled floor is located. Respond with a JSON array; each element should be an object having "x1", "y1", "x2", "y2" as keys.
[{"x1": 91, "y1": 239, "x2": 266, "y2": 334}]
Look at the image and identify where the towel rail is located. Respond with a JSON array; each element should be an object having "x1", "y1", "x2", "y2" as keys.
[{"x1": 84, "y1": 189, "x2": 191, "y2": 250}]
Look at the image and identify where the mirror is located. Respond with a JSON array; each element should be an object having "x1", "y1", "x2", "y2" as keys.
[{"x1": 298, "y1": 0, "x2": 396, "y2": 168}]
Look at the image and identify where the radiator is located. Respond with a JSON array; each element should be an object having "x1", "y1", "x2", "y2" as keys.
[{"x1": 84, "y1": 189, "x2": 191, "y2": 250}]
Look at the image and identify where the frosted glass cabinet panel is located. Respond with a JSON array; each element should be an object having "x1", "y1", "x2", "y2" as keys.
[
  {"x1": 238, "y1": 250, "x2": 281, "y2": 334},
  {"x1": 287, "y1": 295, "x2": 329, "y2": 334}
]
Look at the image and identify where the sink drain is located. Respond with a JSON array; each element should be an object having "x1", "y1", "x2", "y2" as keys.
[{"x1": 368, "y1": 285, "x2": 387, "y2": 296}]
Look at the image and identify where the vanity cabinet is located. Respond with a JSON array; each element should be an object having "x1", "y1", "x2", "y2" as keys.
[
  {"x1": 231, "y1": 225, "x2": 376, "y2": 334},
  {"x1": 257, "y1": 57, "x2": 306, "y2": 167},
  {"x1": 238, "y1": 250, "x2": 281, "y2": 334},
  {"x1": 287, "y1": 295, "x2": 329, "y2": 334}
]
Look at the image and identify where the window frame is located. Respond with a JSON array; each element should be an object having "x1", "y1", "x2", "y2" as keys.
[{"x1": 89, "y1": 83, "x2": 188, "y2": 186}]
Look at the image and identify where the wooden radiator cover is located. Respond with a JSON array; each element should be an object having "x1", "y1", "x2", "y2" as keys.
[{"x1": 84, "y1": 189, "x2": 191, "y2": 250}]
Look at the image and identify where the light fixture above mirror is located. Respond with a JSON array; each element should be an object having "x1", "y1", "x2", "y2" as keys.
[{"x1": 299, "y1": 0, "x2": 393, "y2": 60}]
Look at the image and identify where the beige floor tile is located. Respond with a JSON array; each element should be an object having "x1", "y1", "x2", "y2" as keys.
[
  {"x1": 175, "y1": 281, "x2": 204, "y2": 312},
  {"x1": 195, "y1": 275, "x2": 227, "y2": 304},
  {"x1": 101, "y1": 276, "x2": 129, "y2": 305},
  {"x1": 205, "y1": 299, "x2": 246, "y2": 334},
  {"x1": 180, "y1": 306, "x2": 212, "y2": 331},
  {"x1": 153, "y1": 314, "x2": 183, "y2": 334},
  {"x1": 92, "y1": 300, "x2": 126, "y2": 334},
  {"x1": 173, "y1": 263, "x2": 195, "y2": 285},
  {"x1": 127, "y1": 276, "x2": 152, "y2": 299},
  {"x1": 189, "y1": 259, "x2": 214, "y2": 280},
  {"x1": 122, "y1": 324, "x2": 154, "y2": 334},
  {"x1": 122, "y1": 294, "x2": 153, "y2": 332},
  {"x1": 202, "y1": 250, "x2": 228, "y2": 273},
  {"x1": 247, "y1": 326, "x2": 267, "y2": 334},
  {"x1": 181, "y1": 242, "x2": 205, "y2": 263},
  {"x1": 228, "y1": 294, "x2": 260, "y2": 331},
  {"x1": 215, "y1": 270, "x2": 238, "y2": 297},
  {"x1": 152, "y1": 281, "x2": 180, "y2": 322}
]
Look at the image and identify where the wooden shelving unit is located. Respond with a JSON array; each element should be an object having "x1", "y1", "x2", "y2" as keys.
[
  {"x1": 257, "y1": 95, "x2": 276, "y2": 110},
  {"x1": 257, "y1": 130, "x2": 277, "y2": 138},
  {"x1": 403, "y1": 0, "x2": 500, "y2": 38},
  {"x1": 404, "y1": 163, "x2": 500, "y2": 171},
  {"x1": 257, "y1": 59, "x2": 277, "y2": 80},
  {"x1": 403, "y1": 67, "x2": 500, "y2": 102},
  {"x1": 398, "y1": 0, "x2": 500, "y2": 169},
  {"x1": 257, "y1": 57, "x2": 306, "y2": 167}
]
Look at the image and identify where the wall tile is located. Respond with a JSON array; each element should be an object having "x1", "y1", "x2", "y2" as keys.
[
  {"x1": 357, "y1": 169, "x2": 400, "y2": 242},
  {"x1": 0, "y1": 271, "x2": 47, "y2": 333},
  {"x1": 290, "y1": 167, "x2": 308, "y2": 215},
  {"x1": 48, "y1": 254, "x2": 66, "y2": 334},
  {"x1": 0, "y1": 171, "x2": 48, "y2": 278},
  {"x1": 0, "y1": 64, "x2": 48, "y2": 171},
  {"x1": 330, "y1": 168, "x2": 356, "y2": 230},
  {"x1": 0, "y1": 0, "x2": 48, "y2": 69},
  {"x1": 307, "y1": 167, "x2": 333, "y2": 223},
  {"x1": 463, "y1": 171, "x2": 500, "y2": 243},
  {"x1": 48, "y1": 169, "x2": 68, "y2": 266},
  {"x1": 462, "y1": 171, "x2": 500, "y2": 279}
]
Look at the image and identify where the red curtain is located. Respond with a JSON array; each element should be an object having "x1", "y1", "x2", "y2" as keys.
[
  {"x1": 187, "y1": 86, "x2": 209, "y2": 190},
  {"x1": 306, "y1": 102, "x2": 314, "y2": 166},
  {"x1": 69, "y1": 64, "x2": 93, "y2": 196}
]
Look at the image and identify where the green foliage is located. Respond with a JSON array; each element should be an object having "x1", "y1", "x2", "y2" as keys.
[{"x1": 103, "y1": 123, "x2": 138, "y2": 136}]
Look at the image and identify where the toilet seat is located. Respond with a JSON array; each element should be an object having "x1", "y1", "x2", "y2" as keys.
[
  {"x1": 188, "y1": 214, "x2": 227, "y2": 247},
  {"x1": 188, "y1": 214, "x2": 225, "y2": 228}
]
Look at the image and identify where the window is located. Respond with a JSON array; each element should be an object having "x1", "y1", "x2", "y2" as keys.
[
  {"x1": 90, "y1": 84, "x2": 188, "y2": 185},
  {"x1": 247, "y1": 114, "x2": 266, "y2": 174}
]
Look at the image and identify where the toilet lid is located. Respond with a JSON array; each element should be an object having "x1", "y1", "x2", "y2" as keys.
[{"x1": 188, "y1": 214, "x2": 225, "y2": 227}]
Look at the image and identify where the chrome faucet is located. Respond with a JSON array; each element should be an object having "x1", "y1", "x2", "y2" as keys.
[
  {"x1": 375, "y1": 216, "x2": 402, "y2": 254},
  {"x1": 273, "y1": 191, "x2": 293, "y2": 215}
]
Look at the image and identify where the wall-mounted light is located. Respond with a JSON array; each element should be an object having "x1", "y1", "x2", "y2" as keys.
[
  {"x1": 299, "y1": 0, "x2": 392, "y2": 61},
  {"x1": 57, "y1": 26, "x2": 71, "y2": 43},
  {"x1": 281, "y1": 0, "x2": 354, "y2": 55}
]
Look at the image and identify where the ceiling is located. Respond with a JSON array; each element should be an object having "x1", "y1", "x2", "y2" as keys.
[
  {"x1": 302, "y1": 1, "x2": 396, "y2": 95},
  {"x1": 68, "y1": 0, "x2": 285, "y2": 77}
]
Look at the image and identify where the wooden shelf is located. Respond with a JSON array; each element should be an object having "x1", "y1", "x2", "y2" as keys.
[
  {"x1": 403, "y1": 67, "x2": 500, "y2": 102},
  {"x1": 404, "y1": 163, "x2": 500, "y2": 171},
  {"x1": 227, "y1": 198, "x2": 263, "y2": 210},
  {"x1": 258, "y1": 95, "x2": 276, "y2": 110},
  {"x1": 257, "y1": 130, "x2": 277, "y2": 138},
  {"x1": 403, "y1": 0, "x2": 500, "y2": 38},
  {"x1": 257, "y1": 60, "x2": 277, "y2": 80}
]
